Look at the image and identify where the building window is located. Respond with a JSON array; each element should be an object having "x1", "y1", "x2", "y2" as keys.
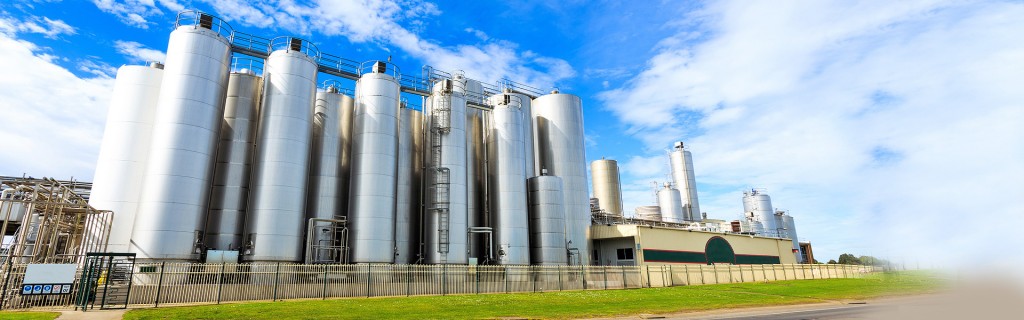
[{"x1": 616, "y1": 248, "x2": 634, "y2": 260}]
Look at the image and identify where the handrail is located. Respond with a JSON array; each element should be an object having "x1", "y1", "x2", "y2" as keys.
[
  {"x1": 268, "y1": 36, "x2": 320, "y2": 60},
  {"x1": 174, "y1": 10, "x2": 233, "y2": 40},
  {"x1": 358, "y1": 60, "x2": 401, "y2": 81},
  {"x1": 230, "y1": 57, "x2": 264, "y2": 76},
  {"x1": 320, "y1": 79, "x2": 353, "y2": 96}
]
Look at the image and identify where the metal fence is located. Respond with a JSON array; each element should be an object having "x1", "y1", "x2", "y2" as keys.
[{"x1": 0, "y1": 263, "x2": 875, "y2": 310}]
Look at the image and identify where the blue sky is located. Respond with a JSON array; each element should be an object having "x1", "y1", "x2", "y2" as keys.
[{"x1": 1, "y1": 0, "x2": 1022, "y2": 270}]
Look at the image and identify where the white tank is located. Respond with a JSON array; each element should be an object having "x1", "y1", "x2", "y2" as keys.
[
  {"x1": 487, "y1": 92, "x2": 530, "y2": 265},
  {"x1": 511, "y1": 93, "x2": 536, "y2": 177},
  {"x1": 657, "y1": 184, "x2": 685, "y2": 223},
  {"x1": 742, "y1": 189, "x2": 777, "y2": 237},
  {"x1": 669, "y1": 142, "x2": 701, "y2": 221},
  {"x1": 527, "y1": 175, "x2": 567, "y2": 265},
  {"x1": 780, "y1": 214, "x2": 803, "y2": 262},
  {"x1": 465, "y1": 79, "x2": 486, "y2": 260},
  {"x1": 89, "y1": 63, "x2": 163, "y2": 253},
  {"x1": 533, "y1": 90, "x2": 589, "y2": 264},
  {"x1": 305, "y1": 85, "x2": 347, "y2": 262},
  {"x1": 245, "y1": 43, "x2": 319, "y2": 263},
  {"x1": 133, "y1": 20, "x2": 232, "y2": 261},
  {"x1": 348, "y1": 62, "x2": 401, "y2": 263},
  {"x1": 205, "y1": 70, "x2": 262, "y2": 251},
  {"x1": 635, "y1": 206, "x2": 662, "y2": 221},
  {"x1": 395, "y1": 106, "x2": 423, "y2": 264},
  {"x1": 590, "y1": 158, "x2": 623, "y2": 216},
  {"x1": 424, "y1": 77, "x2": 469, "y2": 264}
]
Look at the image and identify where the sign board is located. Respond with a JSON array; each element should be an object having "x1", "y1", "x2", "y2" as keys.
[{"x1": 21, "y1": 264, "x2": 77, "y2": 295}]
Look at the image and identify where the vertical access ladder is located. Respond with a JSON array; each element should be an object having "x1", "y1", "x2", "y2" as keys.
[{"x1": 429, "y1": 79, "x2": 454, "y2": 260}]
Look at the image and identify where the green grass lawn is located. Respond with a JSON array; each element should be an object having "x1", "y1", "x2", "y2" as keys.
[
  {"x1": 0, "y1": 311, "x2": 60, "y2": 320},
  {"x1": 124, "y1": 271, "x2": 942, "y2": 320}
]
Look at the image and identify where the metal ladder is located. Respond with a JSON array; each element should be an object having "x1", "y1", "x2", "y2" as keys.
[{"x1": 429, "y1": 80, "x2": 453, "y2": 257}]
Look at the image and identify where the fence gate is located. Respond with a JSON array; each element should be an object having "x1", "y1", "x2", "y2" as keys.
[{"x1": 76, "y1": 253, "x2": 136, "y2": 311}]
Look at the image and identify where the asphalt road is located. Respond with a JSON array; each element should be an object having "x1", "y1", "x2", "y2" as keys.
[{"x1": 688, "y1": 304, "x2": 887, "y2": 319}]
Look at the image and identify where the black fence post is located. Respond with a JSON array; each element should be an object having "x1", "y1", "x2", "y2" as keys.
[
  {"x1": 217, "y1": 262, "x2": 226, "y2": 304},
  {"x1": 321, "y1": 265, "x2": 329, "y2": 300},
  {"x1": 272, "y1": 263, "x2": 281, "y2": 302},
  {"x1": 154, "y1": 262, "x2": 166, "y2": 307}
]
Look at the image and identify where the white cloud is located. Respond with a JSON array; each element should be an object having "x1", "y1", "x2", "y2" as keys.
[
  {"x1": 91, "y1": 0, "x2": 182, "y2": 28},
  {"x1": 114, "y1": 40, "x2": 166, "y2": 62},
  {"x1": 198, "y1": 0, "x2": 575, "y2": 88},
  {"x1": 0, "y1": 32, "x2": 114, "y2": 180},
  {"x1": 464, "y1": 27, "x2": 489, "y2": 41},
  {"x1": 0, "y1": 13, "x2": 75, "y2": 39},
  {"x1": 602, "y1": 0, "x2": 1024, "y2": 267}
]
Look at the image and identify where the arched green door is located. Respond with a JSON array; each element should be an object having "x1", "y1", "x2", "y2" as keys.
[{"x1": 704, "y1": 236, "x2": 735, "y2": 265}]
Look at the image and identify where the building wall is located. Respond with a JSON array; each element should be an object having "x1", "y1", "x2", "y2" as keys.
[{"x1": 590, "y1": 225, "x2": 797, "y2": 266}]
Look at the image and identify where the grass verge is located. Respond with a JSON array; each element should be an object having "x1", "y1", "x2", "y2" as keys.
[
  {"x1": 0, "y1": 311, "x2": 60, "y2": 320},
  {"x1": 125, "y1": 271, "x2": 942, "y2": 320}
]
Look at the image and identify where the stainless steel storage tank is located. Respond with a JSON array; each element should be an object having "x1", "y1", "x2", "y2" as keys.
[
  {"x1": 245, "y1": 40, "x2": 319, "y2": 263},
  {"x1": 465, "y1": 79, "x2": 486, "y2": 261},
  {"x1": 590, "y1": 158, "x2": 623, "y2": 216},
  {"x1": 205, "y1": 68, "x2": 263, "y2": 251},
  {"x1": 348, "y1": 61, "x2": 401, "y2": 263},
  {"x1": 779, "y1": 213, "x2": 802, "y2": 262},
  {"x1": 669, "y1": 142, "x2": 701, "y2": 221},
  {"x1": 305, "y1": 85, "x2": 346, "y2": 262},
  {"x1": 487, "y1": 92, "x2": 530, "y2": 265},
  {"x1": 657, "y1": 183, "x2": 685, "y2": 223},
  {"x1": 89, "y1": 63, "x2": 163, "y2": 254},
  {"x1": 527, "y1": 175, "x2": 567, "y2": 265},
  {"x1": 635, "y1": 206, "x2": 662, "y2": 221},
  {"x1": 513, "y1": 93, "x2": 537, "y2": 178},
  {"x1": 423, "y1": 77, "x2": 469, "y2": 264},
  {"x1": 742, "y1": 189, "x2": 777, "y2": 237},
  {"x1": 395, "y1": 105, "x2": 423, "y2": 264},
  {"x1": 337, "y1": 88, "x2": 356, "y2": 218},
  {"x1": 532, "y1": 90, "x2": 589, "y2": 265},
  {"x1": 133, "y1": 16, "x2": 232, "y2": 261}
]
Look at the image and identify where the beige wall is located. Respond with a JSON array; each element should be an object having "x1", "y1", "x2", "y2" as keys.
[{"x1": 591, "y1": 225, "x2": 797, "y2": 266}]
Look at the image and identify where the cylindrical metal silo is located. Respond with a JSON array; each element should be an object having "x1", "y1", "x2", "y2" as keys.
[
  {"x1": 590, "y1": 158, "x2": 623, "y2": 216},
  {"x1": 395, "y1": 105, "x2": 423, "y2": 264},
  {"x1": 337, "y1": 89, "x2": 355, "y2": 218},
  {"x1": 205, "y1": 69, "x2": 263, "y2": 251},
  {"x1": 527, "y1": 175, "x2": 567, "y2": 265},
  {"x1": 487, "y1": 92, "x2": 530, "y2": 265},
  {"x1": 742, "y1": 189, "x2": 777, "y2": 237},
  {"x1": 245, "y1": 40, "x2": 319, "y2": 263},
  {"x1": 635, "y1": 206, "x2": 662, "y2": 221},
  {"x1": 423, "y1": 77, "x2": 469, "y2": 264},
  {"x1": 780, "y1": 214, "x2": 802, "y2": 262},
  {"x1": 348, "y1": 61, "x2": 401, "y2": 263},
  {"x1": 305, "y1": 85, "x2": 346, "y2": 263},
  {"x1": 669, "y1": 142, "x2": 701, "y2": 221},
  {"x1": 657, "y1": 184, "x2": 685, "y2": 223},
  {"x1": 89, "y1": 63, "x2": 163, "y2": 254},
  {"x1": 133, "y1": 18, "x2": 232, "y2": 261},
  {"x1": 504, "y1": 92, "x2": 536, "y2": 177},
  {"x1": 465, "y1": 79, "x2": 486, "y2": 261},
  {"x1": 532, "y1": 90, "x2": 589, "y2": 265}
]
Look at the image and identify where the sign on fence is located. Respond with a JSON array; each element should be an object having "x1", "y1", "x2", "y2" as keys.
[{"x1": 20, "y1": 264, "x2": 77, "y2": 295}]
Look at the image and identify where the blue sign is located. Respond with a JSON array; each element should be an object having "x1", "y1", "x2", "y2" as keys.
[
  {"x1": 21, "y1": 283, "x2": 73, "y2": 295},
  {"x1": 22, "y1": 285, "x2": 31, "y2": 294},
  {"x1": 32, "y1": 285, "x2": 42, "y2": 294}
]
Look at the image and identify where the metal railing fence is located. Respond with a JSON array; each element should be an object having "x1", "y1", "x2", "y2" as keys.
[{"x1": 0, "y1": 263, "x2": 876, "y2": 310}]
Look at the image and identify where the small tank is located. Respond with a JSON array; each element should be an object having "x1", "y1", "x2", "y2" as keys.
[{"x1": 657, "y1": 184, "x2": 684, "y2": 223}]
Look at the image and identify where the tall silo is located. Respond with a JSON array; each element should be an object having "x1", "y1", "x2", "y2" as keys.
[
  {"x1": 533, "y1": 90, "x2": 589, "y2": 265},
  {"x1": 635, "y1": 206, "x2": 662, "y2": 221},
  {"x1": 742, "y1": 189, "x2": 778, "y2": 237},
  {"x1": 304, "y1": 85, "x2": 346, "y2": 263},
  {"x1": 244, "y1": 39, "x2": 319, "y2": 263},
  {"x1": 205, "y1": 68, "x2": 263, "y2": 252},
  {"x1": 590, "y1": 158, "x2": 623, "y2": 216},
  {"x1": 395, "y1": 105, "x2": 423, "y2": 264},
  {"x1": 89, "y1": 63, "x2": 163, "y2": 254},
  {"x1": 348, "y1": 61, "x2": 401, "y2": 263},
  {"x1": 133, "y1": 14, "x2": 232, "y2": 261},
  {"x1": 423, "y1": 76, "x2": 469, "y2": 264},
  {"x1": 337, "y1": 88, "x2": 356, "y2": 219},
  {"x1": 509, "y1": 92, "x2": 536, "y2": 177},
  {"x1": 487, "y1": 92, "x2": 530, "y2": 265},
  {"x1": 465, "y1": 79, "x2": 486, "y2": 261},
  {"x1": 779, "y1": 213, "x2": 803, "y2": 262},
  {"x1": 669, "y1": 142, "x2": 701, "y2": 221},
  {"x1": 657, "y1": 183, "x2": 685, "y2": 223},
  {"x1": 527, "y1": 174, "x2": 567, "y2": 265}
]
